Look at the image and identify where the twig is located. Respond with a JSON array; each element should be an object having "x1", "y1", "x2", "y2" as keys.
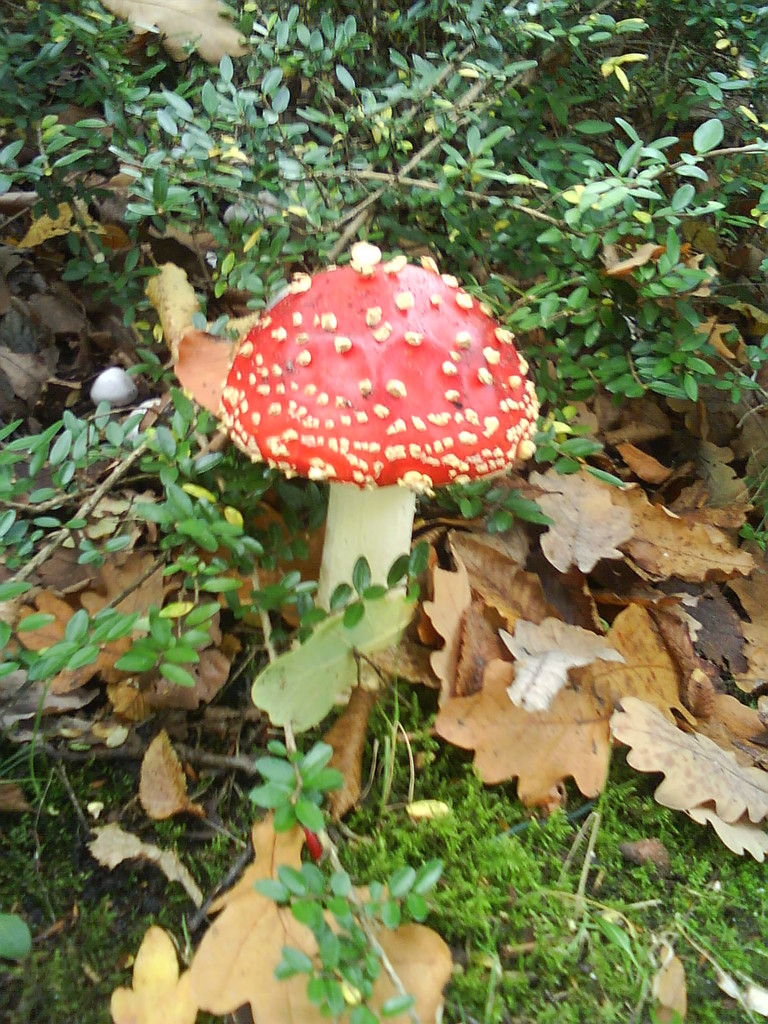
[
  {"x1": 13, "y1": 736, "x2": 261, "y2": 776},
  {"x1": 187, "y1": 841, "x2": 255, "y2": 933},
  {"x1": 327, "y1": 77, "x2": 487, "y2": 263},
  {"x1": 55, "y1": 763, "x2": 89, "y2": 833},
  {"x1": 8, "y1": 439, "x2": 149, "y2": 584},
  {"x1": 328, "y1": 168, "x2": 567, "y2": 228},
  {"x1": 326, "y1": 841, "x2": 423, "y2": 1024},
  {"x1": 251, "y1": 567, "x2": 277, "y2": 663}
]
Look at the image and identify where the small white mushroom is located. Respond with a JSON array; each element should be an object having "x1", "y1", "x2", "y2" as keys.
[{"x1": 90, "y1": 367, "x2": 138, "y2": 407}]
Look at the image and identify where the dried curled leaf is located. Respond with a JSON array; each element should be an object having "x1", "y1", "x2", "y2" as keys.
[
  {"x1": 611, "y1": 698, "x2": 768, "y2": 824},
  {"x1": 422, "y1": 559, "x2": 472, "y2": 704},
  {"x1": 139, "y1": 730, "x2": 205, "y2": 820},
  {"x1": 90, "y1": 824, "x2": 203, "y2": 906},
  {"x1": 501, "y1": 617, "x2": 623, "y2": 712}
]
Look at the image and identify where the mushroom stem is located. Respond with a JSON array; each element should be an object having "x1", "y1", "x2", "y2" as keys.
[{"x1": 316, "y1": 483, "x2": 417, "y2": 609}]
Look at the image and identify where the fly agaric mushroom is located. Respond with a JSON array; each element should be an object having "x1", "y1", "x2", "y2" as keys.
[{"x1": 220, "y1": 243, "x2": 538, "y2": 607}]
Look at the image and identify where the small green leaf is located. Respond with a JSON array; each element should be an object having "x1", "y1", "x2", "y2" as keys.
[
  {"x1": 692, "y1": 118, "x2": 724, "y2": 154},
  {"x1": 0, "y1": 913, "x2": 32, "y2": 960},
  {"x1": 17, "y1": 613, "x2": 56, "y2": 633},
  {"x1": 388, "y1": 866, "x2": 416, "y2": 899},
  {"x1": 335, "y1": 65, "x2": 356, "y2": 91},
  {"x1": 414, "y1": 859, "x2": 443, "y2": 894},
  {"x1": 381, "y1": 994, "x2": 416, "y2": 1018},
  {"x1": 159, "y1": 662, "x2": 196, "y2": 688},
  {"x1": 253, "y1": 878, "x2": 290, "y2": 902},
  {"x1": 295, "y1": 797, "x2": 325, "y2": 833}
]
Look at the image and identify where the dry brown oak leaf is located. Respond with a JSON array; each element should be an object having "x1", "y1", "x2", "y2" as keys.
[
  {"x1": 611, "y1": 697, "x2": 768, "y2": 823},
  {"x1": 530, "y1": 469, "x2": 633, "y2": 574},
  {"x1": 101, "y1": 0, "x2": 247, "y2": 63},
  {"x1": 188, "y1": 817, "x2": 453, "y2": 1023},
  {"x1": 422, "y1": 558, "x2": 472, "y2": 704},
  {"x1": 324, "y1": 685, "x2": 378, "y2": 819},
  {"x1": 687, "y1": 806, "x2": 768, "y2": 861},
  {"x1": 574, "y1": 603, "x2": 692, "y2": 723},
  {"x1": 111, "y1": 925, "x2": 197, "y2": 1024},
  {"x1": 501, "y1": 617, "x2": 623, "y2": 712},
  {"x1": 612, "y1": 486, "x2": 753, "y2": 583},
  {"x1": 139, "y1": 730, "x2": 205, "y2": 820},
  {"x1": 434, "y1": 659, "x2": 612, "y2": 805},
  {"x1": 728, "y1": 569, "x2": 768, "y2": 693}
]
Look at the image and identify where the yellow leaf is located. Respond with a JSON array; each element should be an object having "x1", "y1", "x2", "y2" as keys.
[
  {"x1": 243, "y1": 227, "x2": 262, "y2": 253},
  {"x1": 159, "y1": 601, "x2": 195, "y2": 619},
  {"x1": 615, "y1": 66, "x2": 630, "y2": 91},
  {"x1": 562, "y1": 185, "x2": 585, "y2": 204},
  {"x1": 111, "y1": 927, "x2": 198, "y2": 1024},
  {"x1": 18, "y1": 203, "x2": 102, "y2": 248},
  {"x1": 406, "y1": 800, "x2": 452, "y2": 821},
  {"x1": 182, "y1": 484, "x2": 218, "y2": 502},
  {"x1": 223, "y1": 505, "x2": 243, "y2": 527}
]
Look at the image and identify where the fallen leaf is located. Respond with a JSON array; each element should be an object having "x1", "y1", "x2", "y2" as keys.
[
  {"x1": 603, "y1": 242, "x2": 664, "y2": 276},
  {"x1": 139, "y1": 730, "x2": 205, "y2": 820},
  {"x1": 90, "y1": 823, "x2": 203, "y2": 906},
  {"x1": 576, "y1": 604, "x2": 691, "y2": 722},
  {"x1": 616, "y1": 442, "x2": 672, "y2": 485},
  {"x1": 0, "y1": 671, "x2": 97, "y2": 726},
  {"x1": 0, "y1": 782, "x2": 30, "y2": 813},
  {"x1": 531, "y1": 470, "x2": 633, "y2": 574},
  {"x1": 456, "y1": 600, "x2": 506, "y2": 697},
  {"x1": 148, "y1": 647, "x2": 232, "y2": 711},
  {"x1": 146, "y1": 263, "x2": 204, "y2": 358},
  {"x1": 435, "y1": 659, "x2": 612, "y2": 804},
  {"x1": 252, "y1": 593, "x2": 414, "y2": 731},
  {"x1": 694, "y1": 694, "x2": 768, "y2": 768},
  {"x1": 189, "y1": 817, "x2": 453, "y2": 1022},
  {"x1": 324, "y1": 686, "x2": 378, "y2": 818},
  {"x1": 716, "y1": 969, "x2": 768, "y2": 1016},
  {"x1": 611, "y1": 698, "x2": 768, "y2": 824},
  {"x1": 615, "y1": 486, "x2": 754, "y2": 582},
  {"x1": 652, "y1": 941, "x2": 687, "y2": 1022},
  {"x1": 687, "y1": 806, "x2": 768, "y2": 861},
  {"x1": 685, "y1": 587, "x2": 747, "y2": 675},
  {"x1": 729, "y1": 570, "x2": 768, "y2": 692},
  {"x1": 450, "y1": 529, "x2": 550, "y2": 628},
  {"x1": 422, "y1": 560, "x2": 472, "y2": 704},
  {"x1": 110, "y1": 926, "x2": 197, "y2": 1024},
  {"x1": 175, "y1": 328, "x2": 236, "y2": 414},
  {"x1": 448, "y1": 529, "x2": 529, "y2": 598},
  {"x1": 695, "y1": 441, "x2": 749, "y2": 507},
  {"x1": 502, "y1": 617, "x2": 623, "y2": 712},
  {"x1": 18, "y1": 202, "x2": 102, "y2": 248},
  {"x1": 102, "y1": 0, "x2": 248, "y2": 63}
]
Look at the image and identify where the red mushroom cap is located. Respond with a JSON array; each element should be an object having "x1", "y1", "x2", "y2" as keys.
[{"x1": 219, "y1": 245, "x2": 538, "y2": 490}]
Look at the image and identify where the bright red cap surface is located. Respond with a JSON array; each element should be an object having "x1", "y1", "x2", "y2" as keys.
[{"x1": 220, "y1": 245, "x2": 538, "y2": 490}]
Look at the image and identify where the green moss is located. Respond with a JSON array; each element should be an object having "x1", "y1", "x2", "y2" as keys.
[
  {"x1": 0, "y1": 753, "x2": 253, "y2": 1024},
  {"x1": 339, "y1": 693, "x2": 768, "y2": 1023},
  {"x1": 3, "y1": 696, "x2": 767, "y2": 1024}
]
